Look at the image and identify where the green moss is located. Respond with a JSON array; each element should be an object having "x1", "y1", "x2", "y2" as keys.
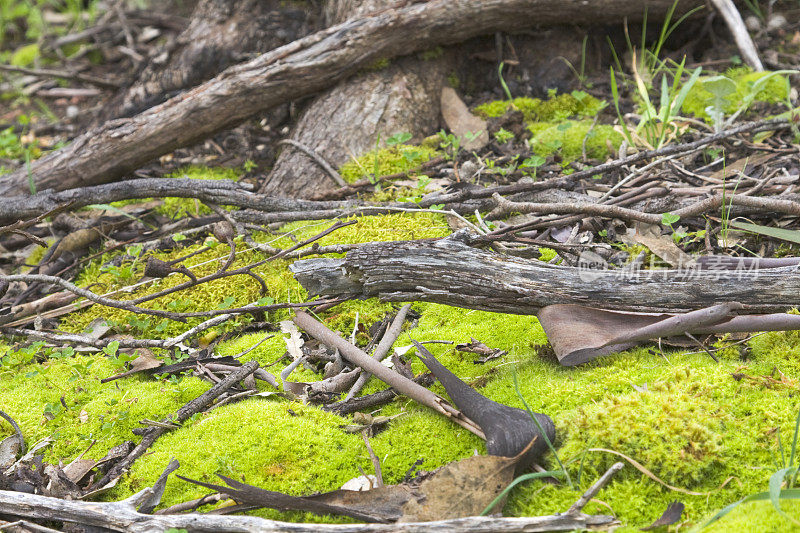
[
  {"x1": 446, "y1": 71, "x2": 460, "y2": 89},
  {"x1": 0, "y1": 352, "x2": 208, "y2": 463},
  {"x1": 338, "y1": 144, "x2": 441, "y2": 183},
  {"x1": 528, "y1": 120, "x2": 623, "y2": 161},
  {"x1": 364, "y1": 57, "x2": 390, "y2": 71},
  {"x1": 474, "y1": 91, "x2": 605, "y2": 122},
  {"x1": 538, "y1": 247, "x2": 557, "y2": 262},
  {"x1": 110, "y1": 399, "x2": 369, "y2": 523},
  {"x1": 419, "y1": 47, "x2": 443, "y2": 61},
  {"x1": 682, "y1": 68, "x2": 790, "y2": 122},
  {"x1": 9, "y1": 183, "x2": 800, "y2": 530},
  {"x1": 704, "y1": 501, "x2": 800, "y2": 532},
  {"x1": 10, "y1": 43, "x2": 39, "y2": 66}
]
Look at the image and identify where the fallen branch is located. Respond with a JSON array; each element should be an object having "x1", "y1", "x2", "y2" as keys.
[
  {"x1": 0, "y1": 488, "x2": 619, "y2": 532},
  {"x1": 290, "y1": 230, "x2": 800, "y2": 314},
  {"x1": 0, "y1": 0, "x2": 701, "y2": 195}
]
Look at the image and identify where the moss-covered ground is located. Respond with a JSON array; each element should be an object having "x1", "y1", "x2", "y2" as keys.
[{"x1": 2, "y1": 77, "x2": 800, "y2": 530}]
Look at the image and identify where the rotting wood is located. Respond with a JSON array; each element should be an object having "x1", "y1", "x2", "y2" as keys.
[
  {"x1": 0, "y1": 0, "x2": 703, "y2": 196},
  {"x1": 0, "y1": 488, "x2": 619, "y2": 532},
  {"x1": 290, "y1": 230, "x2": 800, "y2": 314}
]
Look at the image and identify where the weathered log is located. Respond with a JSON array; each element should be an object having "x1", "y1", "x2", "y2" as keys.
[
  {"x1": 0, "y1": 0, "x2": 702, "y2": 196},
  {"x1": 290, "y1": 230, "x2": 800, "y2": 314}
]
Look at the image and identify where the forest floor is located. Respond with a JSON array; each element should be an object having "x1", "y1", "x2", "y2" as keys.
[{"x1": 2, "y1": 1, "x2": 800, "y2": 532}]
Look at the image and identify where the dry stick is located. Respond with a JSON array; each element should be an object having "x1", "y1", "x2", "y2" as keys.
[
  {"x1": 566, "y1": 462, "x2": 625, "y2": 515},
  {"x1": 0, "y1": 409, "x2": 25, "y2": 455},
  {"x1": 0, "y1": 488, "x2": 619, "y2": 533},
  {"x1": 452, "y1": 117, "x2": 794, "y2": 221},
  {"x1": 361, "y1": 432, "x2": 384, "y2": 487},
  {"x1": 0, "y1": 63, "x2": 122, "y2": 89},
  {"x1": 345, "y1": 304, "x2": 411, "y2": 401},
  {"x1": 3, "y1": 313, "x2": 232, "y2": 350},
  {"x1": 709, "y1": 0, "x2": 763, "y2": 71},
  {"x1": 489, "y1": 190, "x2": 800, "y2": 229},
  {"x1": 278, "y1": 139, "x2": 347, "y2": 187},
  {"x1": 90, "y1": 360, "x2": 259, "y2": 491},
  {"x1": 293, "y1": 311, "x2": 485, "y2": 438},
  {"x1": 0, "y1": 177, "x2": 363, "y2": 224},
  {"x1": 120, "y1": 220, "x2": 356, "y2": 308},
  {"x1": 326, "y1": 374, "x2": 436, "y2": 416},
  {"x1": 0, "y1": 273, "x2": 340, "y2": 323}
]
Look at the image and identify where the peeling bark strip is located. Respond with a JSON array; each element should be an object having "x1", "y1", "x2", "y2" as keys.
[
  {"x1": 290, "y1": 232, "x2": 800, "y2": 314},
  {"x1": 0, "y1": 0, "x2": 702, "y2": 195}
]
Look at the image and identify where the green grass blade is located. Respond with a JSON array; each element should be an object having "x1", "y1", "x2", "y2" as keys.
[
  {"x1": 770, "y1": 467, "x2": 797, "y2": 519},
  {"x1": 790, "y1": 407, "x2": 800, "y2": 467},
  {"x1": 512, "y1": 369, "x2": 572, "y2": 488},
  {"x1": 480, "y1": 470, "x2": 565, "y2": 516},
  {"x1": 697, "y1": 489, "x2": 800, "y2": 530},
  {"x1": 609, "y1": 67, "x2": 634, "y2": 146},
  {"x1": 729, "y1": 220, "x2": 800, "y2": 245}
]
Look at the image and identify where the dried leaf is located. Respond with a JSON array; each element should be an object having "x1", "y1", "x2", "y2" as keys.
[
  {"x1": 641, "y1": 500, "x2": 684, "y2": 530},
  {"x1": 440, "y1": 87, "x2": 488, "y2": 151}
]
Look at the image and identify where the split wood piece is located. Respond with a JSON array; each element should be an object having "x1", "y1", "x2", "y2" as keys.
[
  {"x1": 413, "y1": 341, "x2": 554, "y2": 470},
  {"x1": 89, "y1": 360, "x2": 259, "y2": 492},
  {"x1": 293, "y1": 311, "x2": 485, "y2": 439},
  {"x1": 345, "y1": 304, "x2": 412, "y2": 401},
  {"x1": 290, "y1": 229, "x2": 800, "y2": 315},
  {"x1": 708, "y1": 0, "x2": 763, "y2": 71},
  {"x1": 0, "y1": 0, "x2": 703, "y2": 196},
  {"x1": 0, "y1": 488, "x2": 618, "y2": 532}
]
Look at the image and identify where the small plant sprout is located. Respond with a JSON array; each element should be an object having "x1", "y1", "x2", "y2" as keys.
[
  {"x1": 386, "y1": 132, "x2": 412, "y2": 146},
  {"x1": 520, "y1": 155, "x2": 546, "y2": 178},
  {"x1": 498, "y1": 61, "x2": 513, "y2": 101},
  {"x1": 493, "y1": 128, "x2": 514, "y2": 144},
  {"x1": 697, "y1": 406, "x2": 800, "y2": 530}
]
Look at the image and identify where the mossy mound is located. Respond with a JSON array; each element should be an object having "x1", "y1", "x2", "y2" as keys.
[
  {"x1": 528, "y1": 120, "x2": 623, "y2": 161},
  {"x1": 338, "y1": 144, "x2": 440, "y2": 183},
  {"x1": 681, "y1": 68, "x2": 790, "y2": 122},
  {"x1": 473, "y1": 91, "x2": 605, "y2": 122}
]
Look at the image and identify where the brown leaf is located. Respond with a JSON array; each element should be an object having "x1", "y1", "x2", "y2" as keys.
[
  {"x1": 399, "y1": 454, "x2": 518, "y2": 521},
  {"x1": 641, "y1": 500, "x2": 684, "y2": 530},
  {"x1": 440, "y1": 87, "x2": 488, "y2": 150},
  {"x1": 632, "y1": 223, "x2": 694, "y2": 268}
]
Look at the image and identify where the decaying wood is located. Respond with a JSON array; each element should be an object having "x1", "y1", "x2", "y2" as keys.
[
  {"x1": 259, "y1": 0, "x2": 452, "y2": 197},
  {"x1": 0, "y1": 488, "x2": 619, "y2": 533},
  {"x1": 0, "y1": 0, "x2": 702, "y2": 196},
  {"x1": 291, "y1": 230, "x2": 800, "y2": 314}
]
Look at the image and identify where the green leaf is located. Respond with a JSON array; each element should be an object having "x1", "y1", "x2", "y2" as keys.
[
  {"x1": 729, "y1": 220, "x2": 800, "y2": 245},
  {"x1": 216, "y1": 296, "x2": 236, "y2": 309},
  {"x1": 661, "y1": 212, "x2": 680, "y2": 225},
  {"x1": 521, "y1": 155, "x2": 546, "y2": 168},
  {"x1": 770, "y1": 467, "x2": 798, "y2": 520},
  {"x1": 386, "y1": 132, "x2": 412, "y2": 146}
]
